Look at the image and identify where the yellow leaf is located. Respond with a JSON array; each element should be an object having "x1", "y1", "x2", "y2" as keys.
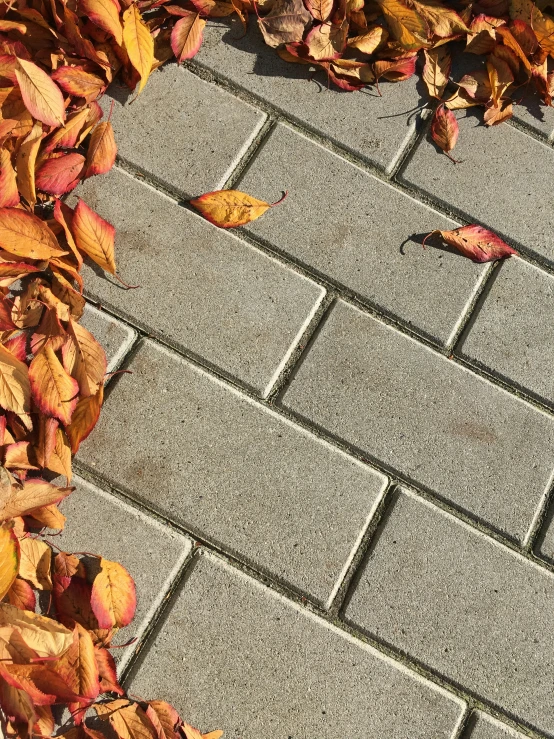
[
  {"x1": 0, "y1": 207, "x2": 62, "y2": 260},
  {"x1": 90, "y1": 558, "x2": 136, "y2": 629},
  {"x1": 122, "y1": 4, "x2": 154, "y2": 94},
  {"x1": 80, "y1": 0, "x2": 123, "y2": 46},
  {"x1": 14, "y1": 57, "x2": 66, "y2": 128},
  {"x1": 18, "y1": 537, "x2": 52, "y2": 590},
  {"x1": 54, "y1": 623, "x2": 100, "y2": 702},
  {"x1": 189, "y1": 189, "x2": 287, "y2": 228},
  {"x1": 0, "y1": 478, "x2": 72, "y2": 521},
  {"x1": 0, "y1": 344, "x2": 30, "y2": 415},
  {"x1": 72, "y1": 199, "x2": 116, "y2": 274},
  {"x1": 16, "y1": 121, "x2": 43, "y2": 207},
  {"x1": 374, "y1": 0, "x2": 428, "y2": 50},
  {"x1": 29, "y1": 345, "x2": 80, "y2": 426},
  {"x1": 423, "y1": 46, "x2": 451, "y2": 99},
  {"x1": 0, "y1": 523, "x2": 19, "y2": 600},
  {"x1": 110, "y1": 704, "x2": 158, "y2": 739},
  {"x1": 27, "y1": 503, "x2": 66, "y2": 530},
  {"x1": 0, "y1": 603, "x2": 73, "y2": 657}
]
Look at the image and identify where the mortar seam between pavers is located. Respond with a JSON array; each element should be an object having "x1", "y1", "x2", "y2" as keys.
[
  {"x1": 84, "y1": 303, "x2": 139, "y2": 374},
  {"x1": 470, "y1": 710, "x2": 538, "y2": 738},
  {"x1": 444, "y1": 262, "x2": 496, "y2": 353},
  {"x1": 182, "y1": 58, "x2": 554, "y2": 276},
  {"x1": 85, "y1": 302, "x2": 554, "y2": 561},
  {"x1": 219, "y1": 116, "x2": 278, "y2": 190},
  {"x1": 213, "y1": 110, "x2": 269, "y2": 191},
  {"x1": 71, "y1": 462, "x2": 547, "y2": 738},
  {"x1": 100, "y1": 160, "x2": 554, "y2": 418}
]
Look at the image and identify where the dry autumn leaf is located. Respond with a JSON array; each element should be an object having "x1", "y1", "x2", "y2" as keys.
[
  {"x1": 190, "y1": 189, "x2": 288, "y2": 228},
  {"x1": 423, "y1": 225, "x2": 518, "y2": 262},
  {"x1": 171, "y1": 12, "x2": 207, "y2": 62},
  {"x1": 72, "y1": 199, "x2": 117, "y2": 274},
  {"x1": 14, "y1": 58, "x2": 66, "y2": 128},
  {"x1": 122, "y1": 4, "x2": 155, "y2": 93},
  {"x1": 29, "y1": 345, "x2": 80, "y2": 426},
  {"x1": 0, "y1": 523, "x2": 19, "y2": 600},
  {"x1": 90, "y1": 558, "x2": 136, "y2": 629},
  {"x1": 430, "y1": 104, "x2": 460, "y2": 163}
]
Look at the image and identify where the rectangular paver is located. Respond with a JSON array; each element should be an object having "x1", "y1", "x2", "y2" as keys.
[
  {"x1": 466, "y1": 712, "x2": 528, "y2": 739},
  {"x1": 80, "y1": 303, "x2": 136, "y2": 373},
  {"x1": 196, "y1": 21, "x2": 425, "y2": 173},
  {"x1": 239, "y1": 122, "x2": 487, "y2": 345},
  {"x1": 103, "y1": 64, "x2": 265, "y2": 197},
  {"x1": 399, "y1": 111, "x2": 554, "y2": 265},
  {"x1": 55, "y1": 475, "x2": 191, "y2": 670},
  {"x1": 343, "y1": 488, "x2": 554, "y2": 736},
  {"x1": 72, "y1": 166, "x2": 324, "y2": 397},
  {"x1": 457, "y1": 257, "x2": 554, "y2": 405},
  {"x1": 129, "y1": 551, "x2": 465, "y2": 738},
  {"x1": 77, "y1": 339, "x2": 388, "y2": 607},
  {"x1": 280, "y1": 300, "x2": 554, "y2": 542}
]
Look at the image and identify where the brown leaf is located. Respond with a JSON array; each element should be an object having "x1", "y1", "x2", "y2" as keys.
[
  {"x1": 258, "y1": 0, "x2": 312, "y2": 48},
  {"x1": 423, "y1": 46, "x2": 451, "y2": 98}
]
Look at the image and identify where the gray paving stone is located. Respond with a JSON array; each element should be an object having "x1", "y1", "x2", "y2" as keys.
[
  {"x1": 72, "y1": 166, "x2": 324, "y2": 397},
  {"x1": 466, "y1": 712, "x2": 528, "y2": 739},
  {"x1": 343, "y1": 488, "x2": 554, "y2": 736},
  {"x1": 129, "y1": 551, "x2": 465, "y2": 738},
  {"x1": 80, "y1": 303, "x2": 136, "y2": 373},
  {"x1": 280, "y1": 300, "x2": 554, "y2": 541},
  {"x1": 196, "y1": 20, "x2": 426, "y2": 174},
  {"x1": 102, "y1": 64, "x2": 265, "y2": 197},
  {"x1": 534, "y1": 501, "x2": 554, "y2": 563},
  {"x1": 55, "y1": 475, "x2": 191, "y2": 670},
  {"x1": 239, "y1": 122, "x2": 487, "y2": 345},
  {"x1": 457, "y1": 258, "x2": 554, "y2": 404},
  {"x1": 399, "y1": 110, "x2": 554, "y2": 265},
  {"x1": 77, "y1": 339, "x2": 388, "y2": 607}
]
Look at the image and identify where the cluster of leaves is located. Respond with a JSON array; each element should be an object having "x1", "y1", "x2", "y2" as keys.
[
  {"x1": 152, "y1": 0, "x2": 554, "y2": 158},
  {"x1": 0, "y1": 0, "x2": 223, "y2": 737}
]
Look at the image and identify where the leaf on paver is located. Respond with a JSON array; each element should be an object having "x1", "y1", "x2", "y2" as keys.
[
  {"x1": 190, "y1": 189, "x2": 288, "y2": 227},
  {"x1": 430, "y1": 104, "x2": 460, "y2": 163},
  {"x1": 71, "y1": 199, "x2": 117, "y2": 274},
  {"x1": 171, "y1": 11, "x2": 207, "y2": 62},
  {"x1": 423, "y1": 225, "x2": 518, "y2": 262},
  {"x1": 90, "y1": 558, "x2": 136, "y2": 629}
]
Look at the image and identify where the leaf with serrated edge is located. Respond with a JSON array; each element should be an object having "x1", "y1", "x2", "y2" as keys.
[
  {"x1": 0, "y1": 478, "x2": 72, "y2": 521},
  {"x1": 72, "y1": 199, "x2": 116, "y2": 274},
  {"x1": 0, "y1": 344, "x2": 30, "y2": 415},
  {"x1": 90, "y1": 557, "x2": 136, "y2": 629},
  {"x1": 19, "y1": 538, "x2": 52, "y2": 590},
  {"x1": 0, "y1": 603, "x2": 73, "y2": 657},
  {"x1": 431, "y1": 104, "x2": 459, "y2": 161},
  {"x1": 84, "y1": 121, "x2": 117, "y2": 177},
  {"x1": 190, "y1": 189, "x2": 287, "y2": 228},
  {"x1": 0, "y1": 150, "x2": 19, "y2": 207},
  {"x1": 80, "y1": 0, "x2": 123, "y2": 45},
  {"x1": 171, "y1": 12, "x2": 206, "y2": 62},
  {"x1": 122, "y1": 4, "x2": 154, "y2": 93},
  {"x1": 0, "y1": 523, "x2": 19, "y2": 600},
  {"x1": 15, "y1": 58, "x2": 65, "y2": 127},
  {"x1": 0, "y1": 207, "x2": 62, "y2": 260},
  {"x1": 423, "y1": 225, "x2": 518, "y2": 262},
  {"x1": 29, "y1": 345, "x2": 79, "y2": 426},
  {"x1": 423, "y1": 46, "x2": 451, "y2": 98}
]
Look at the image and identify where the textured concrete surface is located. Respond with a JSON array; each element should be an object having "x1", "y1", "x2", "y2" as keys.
[
  {"x1": 280, "y1": 300, "x2": 554, "y2": 542},
  {"x1": 467, "y1": 712, "x2": 529, "y2": 739},
  {"x1": 69, "y1": 48, "x2": 554, "y2": 739},
  {"x1": 72, "y1": 166, "x2": 324, "y2": 396},
  {"x1": 129, "y1": 552, "x2": 465, "y2": 739},
  {"x1": 457, "y1": 257, "x2": 554, "y2": 405},
  {"x1": 78, "y1": 339, "x2": 388, "y2": 607},
  {"x1": 344, "y1": 489, "x2": 554, "y2": 736},
  {"x1": 102, "y1": 65, "x2": 266, "y2": 197},
  {"x1": 400, "y1": 110, "x2": 554, "y2": 265},
  {"x1": 238, "y1": 123, "x2": 487, "y2": 345},
  {"x1": 56, "y1": 476, "x2": 191, "y2": 669},
  {"x1": 196, "y1": 21, "x2": 425, "y2": 173}
]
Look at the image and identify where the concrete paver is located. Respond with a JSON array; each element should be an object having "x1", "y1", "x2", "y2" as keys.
[
  {"x1": 129, "y1": 551, "x2": 465, "y2": 739},
  {"x1": 238, "y1": 123, "x2": 487, "y2": 345},
  {"x1": 78, "y1": 339, "x2": 388, "y2": 607},
  {"x1": 80, "y1": 303, "x2": 136, "y2": 373},
  {"x1": 343, "y1": 488, "x2": 554, "y2": 736},
  {"x1": 457, "y1": 257, "x2": 554, "y2": 404},
  {"x1": 466, "y1": 712, "x2": 528, "y2": 739},
  {"x1": 56, "y1": 476, "x2": 191, "y2": 669},
  {"x1": 196, "y1": 21, "x2": 425, "y2": 174},
  {"x1": 399, "y1": 111, "x2": 554, "y2": 265},
  {"x1": 102, "y1": 64, "x2": 266, "y2": 197},
  {"x1": 72, "y1": 166, "x2": 324, "y2": 396},
  {"x1": 280, "y1": 299, "x2": 554, "y2": 542}
]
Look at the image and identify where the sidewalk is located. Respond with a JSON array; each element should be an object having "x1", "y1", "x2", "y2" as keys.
[{"x1": 62, "y1": 17, "x2": 554, "y2": 739}]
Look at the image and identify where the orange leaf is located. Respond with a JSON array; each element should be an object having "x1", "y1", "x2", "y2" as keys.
[
  {"x1": 190, "y1": 189, "x2": 287, "y2": 228},
  {"x1": 36, "y1": 153, "x2": 86, "y2": 196},
  {"x1": 109, "y1": 703, "x2": 159, "y2": 739},
  {"x1": 423, "y1": 225, "x2": 518, "y2": 262},
  {"x1": 0, "y1": 262, "x2": 42, "y2": 288},
  {"x1": 122, "y1": 4, "x2": 154, "y2": 94},
  {"x1": 0, "y1": 602, "x2": 73, "y2": 658},
  {"x1": 423, "y1": 46, "x2": 451, "y2": 99},
  {"x1": 63, "y1": 319, "x2": 107, "y2": 397},
  {"x1": 44, "y1": 107, "x2": 90, "y2": 153},
  {"x1": 0, "y1": 344, "x2": 31, "y2": 415},
  {"x1": 54, "y1": 623, "x2": 100, "y2": 703},
  {"x1": 430, "y1": 104, "x2": 459, "y2": 163},
  {"x1": 18, "y1": 537, "x2": 52, "y2": 590},
  {"x1": 0, "y1": 478, "x2": 72, "y2": 521},
  {"x1": 0, "y1": 523, "x2": 19, "y2": 600},
  {"x1": 0, "y1": 207, "x2": 62, "y2": 260},
  {"x1": 373, "y1": 53, "x2": 417, "y2": 82},
  {"x1": 27, "y1": 503, "x2": 66, "y2": 530},
  {"x1": 66, "y1": 384, "x2": 103, "y2": 453},
  {"x1": 146, "y1": 701, "x2": 180, "y2": 739},
  {"x1": 51, "y1": 66, "x2": 106, "y2": 101},
  {"x1": 348, "y1": 26, "x2": 388, "y2": 54},
  {"x1": 84, "y1": 121, "x2": 117, "y2": 177},
  {"x1": 90, "y1": 557, "x2": 136, "y2": 629},
  {"x1": 6, "y1": 576, "x2": 35, "y2": 611},
  {"x1": 16, "y1": 120, "x2": 43, "y2": 207},
  {"x1": 0, "y1": 150, "x2": 19, "y2": 208},
  {"x1": 0, "y1": 662, "x2": 81, "y2": 706},
  {"x1": 170, "y1": 12, "x2": 206, "y2": 62},
  {"x1": 72, "y1": 199, "x2": 116, "y2": 274},
  {"x1": 79, "y1": 0, "x2": 123, "y2": 46},
  {"x1": 14, "y1": 57, "x2": 65, "y2": 127},
  {"x1": 305, "y1": 0, "x2": 334, "y2": 22},
  {"x1": 29, "y1": 345, "x2": 80, "y2": 426}
]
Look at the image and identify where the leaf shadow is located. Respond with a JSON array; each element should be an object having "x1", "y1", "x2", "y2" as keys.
[{"x1": 403, "y1": 231, "x2": 466, "y2": 258}]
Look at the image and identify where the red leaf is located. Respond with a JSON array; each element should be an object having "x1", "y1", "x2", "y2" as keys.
[
  {"x1": 430, "y1": 104, "x2": 460, "y2": 163},
  {"x1": 423, "y1": 225, "x2": 518, "y2": 262}
]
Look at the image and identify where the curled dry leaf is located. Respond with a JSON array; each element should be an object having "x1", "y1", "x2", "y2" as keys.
[
  {"x1": 430, "y1": 104, "x2": 460, "y2": 163},
  {"x1": 190, "y1": 189, "x2": 288, "y2": 228},
  {"x1": 423, "y1": 225, "x2": 518, "y2": 262}
]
